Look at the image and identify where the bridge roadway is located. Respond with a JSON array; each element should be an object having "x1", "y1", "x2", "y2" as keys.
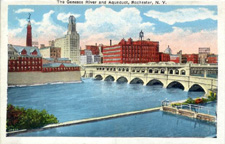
[{"x1": 83, "y1": 62, "x2": 218, "y2": 94}]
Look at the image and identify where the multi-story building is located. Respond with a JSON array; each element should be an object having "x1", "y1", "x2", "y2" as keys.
[
  {"x1": 42, "y1": 63, "x2": 79, "y2": 72},
  {"x1": 80, "y1": 50, "x2": 93, "y2": 65},
  {"x1": 170, "y1": 55, "x2": 181, "y2": 63},
  {"x1": 80, "y1": 50, "x2": 85, "y2": 55},
  {"x1": 182, "y1": 54, "x2": 199, "y2": 64},
  {"x1": 39, "y1": 46, "x2": 61, "y2": 59},
  {"x1": 92, "y1": 55, "x2": 101, "y2": 64},
  {"x1": 207, "y1": 54, "x2": 218, "y2": 64},
  {"x1": 42, "y1": 58, "x2": 71, "y2": 64},
  {"x1": 8, "y1": 44, "x2": 42, "y2": 72},
  {"x1": 199, "y1": 47, "x2": 210, "y2": 64},
  {"x1": 159, "y1": 52, "x2": 170, "y2": 62},
  {"x1": 103, "y1": 38, "x2": 159, "y2": 64},
  {"x1": 8, "y1": 44, "x2": 78, "y2": 72},
  {"x1": 54, "y1": 16, "x2": 80, "y2": 64},
  {"x1": 86, "y1": 45, "x2": 99, "y2": 55},
  {"x1": 164, "y1": 45, "x2": 181, "y2": 63}
]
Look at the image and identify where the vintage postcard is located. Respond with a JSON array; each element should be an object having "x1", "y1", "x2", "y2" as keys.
[{"x1": 0, "y1": 0, "x2": 225, "y2": 144}]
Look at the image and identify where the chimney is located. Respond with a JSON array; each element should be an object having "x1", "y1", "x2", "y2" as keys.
[
  {"x1": 110, "y1": 40, "x2": 112, "y2": 46},
  {"x1": 95, "y1": 43, "x2": 97, "y2": 46}
]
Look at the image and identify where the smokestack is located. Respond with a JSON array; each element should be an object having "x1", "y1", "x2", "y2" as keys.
[{"x1": 110, "y1": 40, "x2": 112, "y2": 46}]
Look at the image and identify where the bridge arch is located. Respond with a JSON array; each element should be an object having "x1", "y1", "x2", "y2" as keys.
[
  {"x1": 94, "y1": 74, "x2": 103, "y2": 80},
  {"x1": 104, "y1": 75, "x2": 115, "y2": 81},
  {"x1": 166, "y1": 81, "x2": 185, "y2": 90},
  {"x1": 116, "y1": 76, "x2": 128, "y2": 83},
  {"x1": 189, "y1": 84, "x2": 206, "y2": 93},
  {"x1": 130, "y1": 77, "x2": 144, "y2": 85},
  {"x1": 146, "y1": 79, "x2": 164, "y2": 87}
]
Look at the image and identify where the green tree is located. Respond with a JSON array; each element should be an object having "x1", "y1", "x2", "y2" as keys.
[{"x1": 7, "y1": 104, "x2": 58, "y2": 131}]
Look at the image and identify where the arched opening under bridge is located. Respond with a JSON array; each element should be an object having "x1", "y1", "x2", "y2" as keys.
[
  {"x1": 146, "y1": 79, "x2": 163, "y2": 87},
  {"x1": 189, "y1": 84, "x2": 205, "y2": 93},
  {"x1": 116, "y1": 77, "x2": 128, "y2": 84},
  {"x1": 104, "y1": 75, "x2": 115, "y2": 81},
  {"x1": 94, "y1": 75, "x2": 103, "y2": 80},
  {"x1": 130, "y1": 78, "x2": 144, "y2": 85},
  {"x1": 167, "y1": 81, "x2": 184, "y2": 90}
]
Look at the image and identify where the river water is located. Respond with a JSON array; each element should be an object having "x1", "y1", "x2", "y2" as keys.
[{"x1": 7, "y1": 78, "x2": 216, "y2": 137}]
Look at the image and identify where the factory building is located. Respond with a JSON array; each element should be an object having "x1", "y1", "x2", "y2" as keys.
[{"x1": 102, "y1": 38, "x2": 160, "y2": 64}]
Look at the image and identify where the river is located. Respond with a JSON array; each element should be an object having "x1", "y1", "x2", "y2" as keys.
[{"x1": 7, "y1": 78, "x2": 216, "y2": 137}]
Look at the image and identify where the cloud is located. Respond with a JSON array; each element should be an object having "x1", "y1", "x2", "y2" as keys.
[
  {"x1": 15, "y1": 8, "x2": 34, "y2": 13},
  {"x1": 57, "y1": 12, "x2": 81, "y2": 23},
  {"x1": 144, "y1": 27, "x2": 217, "y2": 54},
  {"x1": 144, "y1": 8, "x2": 217, "y2": 25},
  {"x1": 77, "y1": 6, "x2": 155, "y2": 48},
  {"x1": 9, "y1": 10, "x2": 66, "y2": 46}
]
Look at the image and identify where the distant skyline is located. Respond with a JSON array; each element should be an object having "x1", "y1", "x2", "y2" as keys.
[{"x1": 8, "y1": 5, "x2": 217, "y2": 54}]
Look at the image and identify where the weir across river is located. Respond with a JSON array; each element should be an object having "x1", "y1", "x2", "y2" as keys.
[{"x1": 7, "y1": 107, "x2": 161, "y2": 136}]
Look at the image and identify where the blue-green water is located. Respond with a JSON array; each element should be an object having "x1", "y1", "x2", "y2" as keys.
[{"x1": 7, "y1": 78, "x2": 216, "y2": 137}]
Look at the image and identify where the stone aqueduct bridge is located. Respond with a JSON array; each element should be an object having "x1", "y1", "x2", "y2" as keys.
[{"x1": 83, "y1": 62, "x2": 218, "y2": 94}]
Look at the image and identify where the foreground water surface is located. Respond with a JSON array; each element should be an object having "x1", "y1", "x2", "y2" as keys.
[{"x1": 7, "y1": 78, "x2": 216, "y2": 137}]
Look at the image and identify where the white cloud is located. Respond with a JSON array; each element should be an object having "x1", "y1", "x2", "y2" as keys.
[
  {"x1": 15, "y1": 8, "x2": 34, "y2": 13},
  {"x1": 57, "y1": 12, "x2": 80, "y2": 23},
  {"x1": 144, "y1": 27, "x2": 217, "y2": 54},
  {"x1": 9, "y1": 10, "x2": 66, "y2": 46},
  {"x1": 144, "y1": 8, "x2": 217, "y2": 25},
  {"x1": 77, "y1": 6, "x2": 155, "y2": 48},
  {"x1": 8, "y1": 28, "x2": 23, "y2": 37}
]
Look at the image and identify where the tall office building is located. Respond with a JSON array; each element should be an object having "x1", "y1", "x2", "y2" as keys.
[{"x1": 54, "y1": 16, "x2": 80, "y2": 64}]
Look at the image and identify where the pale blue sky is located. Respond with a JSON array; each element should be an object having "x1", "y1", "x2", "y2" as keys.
[{"x1": 8, "y1": 5, "x2": 218, "y2": 53}]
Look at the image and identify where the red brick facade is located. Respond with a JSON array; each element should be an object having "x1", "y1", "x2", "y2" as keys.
[
  {"x1": 42, "y1": 64, "x2": 80, "y2": 72},
  {"x1": 8, "y1": 57, "x2": 42, "y2": 72},
  {"x1": 26, "y1": 23, "x2": 32, "y2": 47},
  {"x1": 86, "y1": 45, "x2": 99, "y2": 55},
  {"x1": 80, "y1": 50, "x2": 85, "y2": 55},
  {"x1": 182, "y1": 54, "x2": 199, "y2": 64},
  {"x1": 159, "y1": 52, "x2": 170, "y2": 62},
  {"x1": 103, "y1": 38, "x2": 160, "y2": 64},
  {"x1": 207, "y1": 56, "x2": 218, "y2": 64},
  {"x1": 170, "y1": 55, "x2": 180, "y2": 63}
]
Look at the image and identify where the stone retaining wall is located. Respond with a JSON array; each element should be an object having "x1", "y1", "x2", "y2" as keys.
[{"x1": 8, "y1": 71, "x2": 81, "y2": 85}]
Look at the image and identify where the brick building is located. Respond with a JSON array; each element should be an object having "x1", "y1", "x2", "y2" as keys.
[
  {"x1": 86, "y1": 45, "x2": 99, "y2": 55},
  {"x1": 8, "y1": 44, "x2": 79, "y2": 72},
  {"x1": 159, "y1": 52, "x2": 170, "y2": 62},
  {"x1": 170, "y1": 55, "x2": 180, "y2": 63},
  {"x1": 182, "y1": 54, "x2": 199, "y2": 64},
  {"x1": 207, "y1": 55, "x2": 218, "y2": 64},
  {"x1": 42, "y1": 63, "x2": 80, "y2": 72},
  {"x1": 42, "y1": 58, "x2": 71, "y2": 64},
  {"x1": 80, "y1": 50, "x2": 85, "y2": 55},
  {"x1": 103, "y1": 38, "x2": 159, "y2": 64},
  {"x1": 199, "y1": 47, "x2": 210, "y2": 64},
  {"x1": 39, "y1": 46, "x2": 61, "y2": 59},
  {"x1": 8, "y1": 44, "x2": 42, "y2": 72}
]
